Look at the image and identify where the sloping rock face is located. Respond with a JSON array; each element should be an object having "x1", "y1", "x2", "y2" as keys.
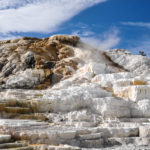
[
  {"x1": 1, "y1": 35, "x2": 150, "y2": 149},
  {"x1": 0, "y1": 35, "x2": 79, "y2": 89}
]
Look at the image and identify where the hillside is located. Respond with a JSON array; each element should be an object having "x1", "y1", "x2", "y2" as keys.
[{"x1": 0, "y1": 35, "x2": 150, "y2": 149}]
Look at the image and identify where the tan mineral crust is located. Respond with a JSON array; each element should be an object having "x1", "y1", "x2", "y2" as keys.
[{"x1": 0, "y1": 35, "x2": 150, "y2": 149}]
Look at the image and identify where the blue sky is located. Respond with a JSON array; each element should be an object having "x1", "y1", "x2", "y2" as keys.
[{"x1": 0, "y1": 0, "x2": 150, "y2": 56}]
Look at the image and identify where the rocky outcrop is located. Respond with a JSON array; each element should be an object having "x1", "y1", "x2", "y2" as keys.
[
  {"x1": 105, "y1": 49, "x2": 150, "y2": 73},
  {"x1": 1, "y1": 35, "x2": 150, "y2": 149},
  {"x1": 0, "y1": 35, "x2": 80, "y2": 89}
]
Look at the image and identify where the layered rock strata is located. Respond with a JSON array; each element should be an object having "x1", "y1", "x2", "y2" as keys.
[{"x1": 0, "y1": 35, "x2": 150, "y2": 149}]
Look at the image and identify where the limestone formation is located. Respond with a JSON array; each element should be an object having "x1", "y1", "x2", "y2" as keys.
[
  {"x1": 1, "y1": 35, "x2": 150, "y2": 149},
  {"x1": 0, "y1": 35, "x2": 79, "y2": 89}
]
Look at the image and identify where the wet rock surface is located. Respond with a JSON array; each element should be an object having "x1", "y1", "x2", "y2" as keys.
[{"x1": 1, "y1": 35, "x2": 150, "y2": 149}]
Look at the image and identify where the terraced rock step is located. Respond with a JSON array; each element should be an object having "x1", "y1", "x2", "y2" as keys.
[
  {"x1": 33, "y1": 144, "x2": 81, "y2": 150},
  {"x1": 79, "y1": 133, "x2": 103, "y2": 140},
  {"x1": 4, "y1": 107, "x2": 31, "y2": 114},
  {"x1": 0, "y1": 119, "x2": 140, "y2": 148},
  {"x1": 1, "y1": 147, "x2": 34, "y2": 150},
  {"x1": 107, "y1": 137, "x2": 150, "y2": 146},
  {"x1": 0, "y1": 141, "x2": 27, "y2": 149},
  {"x1": 80, "y1": 139, "x2": 105, "y2": 148},
  {"x1": 0, "y1": 134, "x2": 11, "y2": 143},
  {"x1": 0, "y1": 100, "x2": 30, "y2": 107},
  {"x1": 0, "y1": 99, "x2": 47, "y2": 121},
  {"x1": 0, "y1": 134, "x2": 33, "y2": 150},
  {"x1": 0, "y1": 119, "x2": 48, "y2": 128},
  {"x1": 80, "y1": 137, "x2": 150, "y2": 149},
  {"x1": 15, "y1": 113, "x2": 47, "y2": 121},
  {"x1": 119, "y1": 118, "x2": 150, "y2": 123},
  {"x1": 0, "y1": 103, "x2": 7, "y2": 108}
]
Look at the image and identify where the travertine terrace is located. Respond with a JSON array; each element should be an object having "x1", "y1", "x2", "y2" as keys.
[{"x1": 0, "y1": 35, "x2": 150, "y2": 149}]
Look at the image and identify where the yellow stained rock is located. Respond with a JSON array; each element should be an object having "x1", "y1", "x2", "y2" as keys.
[
  {"x1": 131, "y1": 80, "x2": 146, "y2": 85},
  {"x1": 0, "y1": 35, "x2": 79, "y2": 89}
]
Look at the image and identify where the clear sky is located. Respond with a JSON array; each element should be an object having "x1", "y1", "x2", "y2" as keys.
[{"x1": 0, "y1": 0, "x2": 150, "y2": 56}]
